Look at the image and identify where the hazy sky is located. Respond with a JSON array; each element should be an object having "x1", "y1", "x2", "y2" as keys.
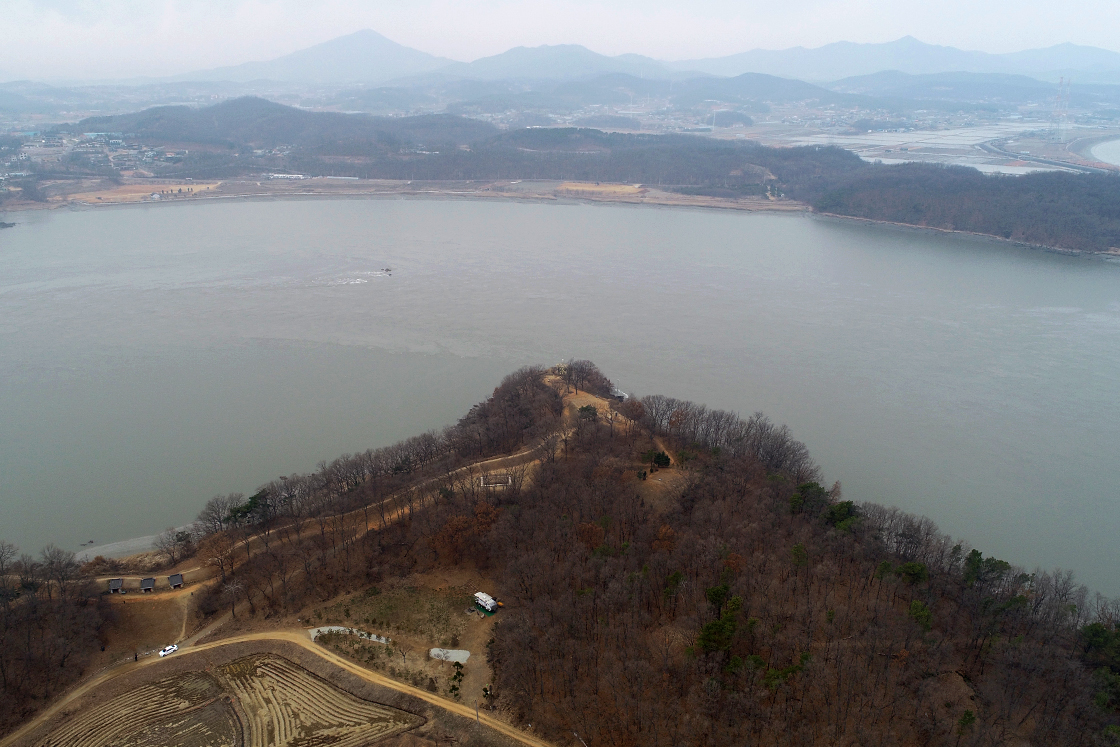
[{"x1": 4, "y1": 0, "x2": 1120, "y2": 80}]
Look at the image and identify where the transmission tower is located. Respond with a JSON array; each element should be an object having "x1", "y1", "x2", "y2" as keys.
[{"x1": 1051, "y1": 77, "x2": 1071, "y2": 141}]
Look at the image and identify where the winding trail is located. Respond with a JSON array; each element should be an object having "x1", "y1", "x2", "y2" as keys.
[
  {"x1": 4, "y1": 382, "x2": 626, "y2": 747},
  {"x1": 86, "y1": 435, "x2": 553, "y2": 598},
  {"x1": 0, "y1": 630, "x2": 554, "y2": 747}
]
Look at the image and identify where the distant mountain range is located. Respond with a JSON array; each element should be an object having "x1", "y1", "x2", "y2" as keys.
[
  {"x1": 177, "y1": 31, "x2": 675, "y2": 85},
  {"x1": 173, "y1": 31, "x2": 1120, "y2": 87},
  {"x1": 671, "y1": 36, "x2": 1120, "y2": 82},
  {"x1": 825, "y1": 70, "x2": 1120, "y2": 108}
]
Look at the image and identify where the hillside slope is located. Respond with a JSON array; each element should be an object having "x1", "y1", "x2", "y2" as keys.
[{"x1": 1, "y1": 363, "x2": 1117, "y2": 744}]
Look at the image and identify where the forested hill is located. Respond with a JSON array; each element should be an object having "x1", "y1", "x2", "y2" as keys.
[
  {"x1": 48, "y1": 97, "x2": 1120, "y2": 253},
  {"x1": 1, "y1": 363, "x2": 1118, "y2": 743},
  {"x1": 810, "y1": 164, "x2": 1120, "y2": 254},
  {"x1": 62, "y1": 96, "x2": 498, "y2": 148}
]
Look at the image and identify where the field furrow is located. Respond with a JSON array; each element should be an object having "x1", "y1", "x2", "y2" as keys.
[{"x1": 33, "y1": 655, "x2": 420, "y2": 747}]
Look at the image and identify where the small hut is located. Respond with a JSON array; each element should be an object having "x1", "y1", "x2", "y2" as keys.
[
  {"x1": 108, "y1": 578, "x2": 124, "y2": 594},
  {"x1": 168, "y1": 573, "x2": 184, "y2": 589},
  {"x1": 480, "y1": 472, "x2": 512, "y2": 488},
  {"x1": 140, "y1": 577, "x2": 155, "y2": 593}
]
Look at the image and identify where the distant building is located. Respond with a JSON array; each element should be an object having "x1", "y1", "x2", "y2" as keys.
[
  {"x1": 108, "y1": 578, "x2": 124, "y2": 594},
  {"x1": 140, "y1": 577, "x2": 155, "y2": 593},
  {"x1": 168, "y1": 573, "x2": 184, "y2": 589},
  {"x1": 480, "y1": 473, "x2": 512, "y2": 488}
]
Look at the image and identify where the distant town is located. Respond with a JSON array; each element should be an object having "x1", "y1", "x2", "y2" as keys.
[{"x1": 4, "y1": 84, "x2": 1119, "y2": 189}]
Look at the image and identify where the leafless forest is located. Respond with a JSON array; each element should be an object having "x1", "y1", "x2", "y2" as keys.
[{"x1": 2, "y1": 362, "x2": 1118, "y2": 744}]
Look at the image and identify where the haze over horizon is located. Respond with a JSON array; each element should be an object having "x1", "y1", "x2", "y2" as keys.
[{"x1": 3, "y1": 0, "x2": 1120, "y2": 81}]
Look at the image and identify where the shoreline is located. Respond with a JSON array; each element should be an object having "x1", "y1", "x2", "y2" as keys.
[
  {"x1": 0, "y1": 177, "x2": 807, "y2": 217},
  {"x1": 2, "y1": 177, "x2": 1115, "y2": 262},
  {"x1": 813, "y1": 211, "x2": 1120, "y2": 261},
  {"x1": 74, "y1": 534, "x2": 159, "y2": 563}
]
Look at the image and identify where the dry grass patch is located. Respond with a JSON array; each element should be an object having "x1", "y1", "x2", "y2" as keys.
[
  {"x1": 558, "y1": 182, "x2": 644, "y2": 196},
  {"x1": 100, "y1": 596, "x2": 188, "y2": 659},
  {"x1": 65, "y1": 183, "x2": 221, "y2": 203},
  {"x1": 317, "y1": 584, "x2": 474, "y2": 649}
]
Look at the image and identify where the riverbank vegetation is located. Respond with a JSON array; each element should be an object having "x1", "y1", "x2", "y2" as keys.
[
  {"x1": 0, "y1": 542, "x2": 110, "y2": 732},
  {"x1": 2, "y1": 362, "x2": 1118, "y2": 744}
]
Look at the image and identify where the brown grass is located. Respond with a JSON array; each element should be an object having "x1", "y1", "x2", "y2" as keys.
[
  {"x1": 63, "y1": 183, "x2": 221, "y2": 204},
  {"x1": 100, "y1": 595, "x2": 188, "y2": 658},
  {"x1": 311, "y1": 576, "x2": 497, "y2": 703},
  {"x1": 558, "y1": 182, "x2": 644, "y2": 196}
]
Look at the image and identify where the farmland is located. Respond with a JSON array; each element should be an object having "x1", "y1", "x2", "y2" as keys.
[{"x1": 31, "y1": 654, "x2": 422, "y2": 747}]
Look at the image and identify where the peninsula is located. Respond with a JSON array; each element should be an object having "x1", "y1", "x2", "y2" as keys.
[{"x1": 1, "y1": 363, "x2": 1117, "y2": 746}]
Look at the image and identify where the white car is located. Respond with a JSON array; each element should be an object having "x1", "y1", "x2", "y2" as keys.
[{"x1": 158, "y1": 644, "x2": 179, "y2": 658}]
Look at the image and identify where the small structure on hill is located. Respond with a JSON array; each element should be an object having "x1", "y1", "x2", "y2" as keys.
[
  {"x1": 480, "y1": 473, "x2": 512, "y2": 488},
  {"x1": 108, "y1": 578, "x2": 123, "y2": 594},
  {"x1": 474, "y1": 592, "x2": 499, "y2": 613},
  {"x1": 430, "y1": 648, "x2": 470, "y2": 663},
  {"x1": 140, "y1": 577, "x2": 155, "y2": 593},
  {"x1": 168, "y1": 573, "x2": 184, "y2": 589}
]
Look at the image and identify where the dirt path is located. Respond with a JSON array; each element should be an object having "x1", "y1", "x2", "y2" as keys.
[
  {"x1": 1, "y1": 630, "x2": 554, "y2": 747},
  {"x1": 7, "y1": 382, "x2": 603, "y2": 746},
  {"x1": 91, "y1": 435, "x2": 551, "y2": 594},
  {"x1": 652, "y1": 436, "x2": 676, "y2": 465}
]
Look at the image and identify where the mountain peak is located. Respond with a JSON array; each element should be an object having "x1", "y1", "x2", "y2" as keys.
[{"x1": 176, "y1": 29, "x2": 455, "y2": 84}]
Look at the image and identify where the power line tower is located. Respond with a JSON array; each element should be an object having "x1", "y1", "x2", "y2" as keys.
[{"x1": 1051, "y1": 77, "x2": 1071, "y2": 142}]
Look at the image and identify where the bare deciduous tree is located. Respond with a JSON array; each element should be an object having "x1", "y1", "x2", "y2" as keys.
[{"x1": 222, "y1": 582, "x2": 244, "y2": 618}]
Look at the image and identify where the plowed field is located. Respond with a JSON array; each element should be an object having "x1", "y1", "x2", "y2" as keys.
[{"x1": 33, "y1": 655, "x2": 421, "y2": 747}]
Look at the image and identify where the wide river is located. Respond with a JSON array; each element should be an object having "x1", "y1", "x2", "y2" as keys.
[
  {"x1": 1091, "y1": 138, "x2": 1120, "y2": 167},
  {"x1": 1, "y1": 198, "x2": 1118, "y2": 593}
]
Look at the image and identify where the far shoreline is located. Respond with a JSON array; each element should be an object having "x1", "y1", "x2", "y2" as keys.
[{"x1": 2, "y1": 176, "x2": 1116, "y2": 261}]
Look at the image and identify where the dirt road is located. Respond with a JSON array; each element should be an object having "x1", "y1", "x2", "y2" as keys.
[{"x1": 96, "y1": 435, "x2": 550, "y2": 585}]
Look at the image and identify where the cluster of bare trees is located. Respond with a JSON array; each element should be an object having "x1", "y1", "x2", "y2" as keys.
[
  {"x1": 637, "y1": 394, "x2": 819, "y2": 482},
  {"x1": 860, "y1": 502, "x2": 1118, "y2": 633},
  {"x1": 558, "y1": 359, "x2": 615, "y2": 397},
  {"x1": 178, "y1": 365, "x2": 563, "y2": 619},
  {"x1": 188, "y1": 365, "x2": 563, "y2": 547},
  {"x1": 482, "y1": 419, "x2": 1117, "y2": 746},
  {"x1": 0, "y1": 541, "x2": 107, "y2": 734}
]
